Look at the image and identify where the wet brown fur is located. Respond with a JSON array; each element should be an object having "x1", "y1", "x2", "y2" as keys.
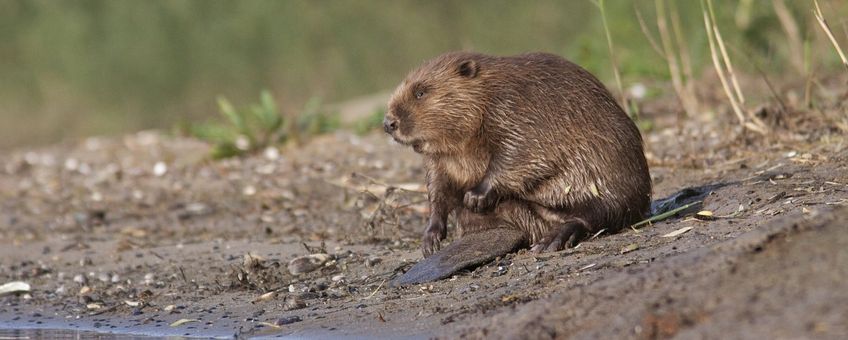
[{"x1": 385, "y1": 51, "x2": 652, "y2": 257}]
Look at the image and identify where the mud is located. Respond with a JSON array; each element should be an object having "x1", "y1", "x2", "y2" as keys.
[{"x1": 1, "y1": 85, "x2": 847, "y2": 338}]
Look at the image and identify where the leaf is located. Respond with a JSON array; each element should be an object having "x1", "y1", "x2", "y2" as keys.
[
  {"x1": 170, "y1": 318, "x2": 199, "y2": 327},
  {"x1": 620, "y1": 243, "x2": 639, "y2": 254},
  {"x1": 258, "y1": 321, "x2": 282, "y2": 329},
  {"x1": 695, "y1": 210, "x2": 716, "y2": 220},
  {"x1": 662, "y1": 226, "x2": 693, "y2": 238},
  {"x1": 188, "y1": 123, "x2": 236, "y2": 144},
  {"x1": 258, "y1": 90, "x2": 281, "y2": 129},
  {"x1": 211, "y1": 142, "x2": 242, "y2": 159},
  {"x1": 217, "y1": 96, "x2": 244, "y2": 132}
]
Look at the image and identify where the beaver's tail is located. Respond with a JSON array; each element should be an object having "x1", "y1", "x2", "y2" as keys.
[{"x1": 390, "y1": 228, "x2": 527, "y2": 287}]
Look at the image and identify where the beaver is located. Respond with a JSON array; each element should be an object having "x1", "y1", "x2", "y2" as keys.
[{"x1": 384, "y1": 51, "x2": 652, "y2": 286}]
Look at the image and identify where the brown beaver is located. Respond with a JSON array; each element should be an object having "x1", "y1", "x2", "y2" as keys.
[{"x1": 385, "y1": 51, "x2": 652, "y2": 286}]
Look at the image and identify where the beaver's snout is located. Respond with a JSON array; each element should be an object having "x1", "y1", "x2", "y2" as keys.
[{"x1": 383, "y1": 116, "x2": 398, "y2": 134}]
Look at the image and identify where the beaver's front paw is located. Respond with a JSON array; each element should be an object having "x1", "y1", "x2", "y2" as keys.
[
  {"x1": 421, "y1": 220, "x2": 447, "y2": 257},
  {"x1": 463, "y1": 182, "x2": 495, "y2": 213}
]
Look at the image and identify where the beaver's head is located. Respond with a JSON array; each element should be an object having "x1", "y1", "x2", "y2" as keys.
[{"x1": 384, "y1": 52, "x2": 488, "y2": 155}]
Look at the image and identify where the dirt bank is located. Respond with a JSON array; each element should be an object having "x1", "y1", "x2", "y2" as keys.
[{"x1": 1, "y1": 89, "x2": 847, "y2": 338}]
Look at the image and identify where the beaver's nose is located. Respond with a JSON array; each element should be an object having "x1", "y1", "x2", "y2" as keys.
[{"x1": 383, "y1": 118, "x2": 398, "y2": 133}]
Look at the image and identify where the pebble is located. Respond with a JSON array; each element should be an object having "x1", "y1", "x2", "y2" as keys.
[
  {"x1": 287, "y1": 254, "x2": 331, "y2": 275},
  {"x1": 153, "y1": 162, "x2": 168, "y2": 176},
  {"x1": 73, "y1": 274, "x2": 87, "y2": 285},
  {"x1": 288, "y1": 283, "x2": 308, "y2": 293},
  {"x1": 365, "y1": 257, "x2": 382, "y2": 267},
  {"x1": 284, "y1": 296, "x2": 306, "y2": 311},
  {"x1": 274, "y1": 316, "x2": 302, "y2": 325},
  {"x1": 263, "y1": 147, "x2": 280, "y2": 160}
]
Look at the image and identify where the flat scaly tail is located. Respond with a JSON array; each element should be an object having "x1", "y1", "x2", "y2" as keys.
[{"x1": 390, "y1": 228, "x2": 527, "y2": 287}]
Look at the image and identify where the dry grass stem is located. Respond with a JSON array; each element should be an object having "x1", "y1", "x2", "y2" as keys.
[
  {"x1": 707, "y1": 0, "x2": 745, "y2": 105},
  {"x1": 656, "y1": 0, "x2": 685, "y2": 113},
  {"x1": 635, "y1": 6, "x2": 667, "y2": 59},
  {"x1": 813, "y1": 0, "x2": 848, "y2": 73},
  {"x1": 702, "y1": 0, "x2": 767, "y2": 134},
  {"x1": 597, "y1": 0, "x2": 631, "y2": 117},
  {"x1": 669, "y1": 0, "x2": 699, "y2": 114},
  {"x1": 772, "y1": 0, "x2": 805, "y2": 74},
  {"x1": 655, "y1": 0, "x2": 699, "y2": 117}
]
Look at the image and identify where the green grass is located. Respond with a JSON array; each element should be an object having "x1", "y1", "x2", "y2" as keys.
[
  {"x1": 188, "y1": 90, "x2": 284, "y2": 159},
  {"x1": 1, "y1": 1, "x2": 846, "y2": 148}
]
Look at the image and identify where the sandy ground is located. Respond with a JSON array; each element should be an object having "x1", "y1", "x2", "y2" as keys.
[{"x1": 1, "y1": 88, "x2": 847, "y2": 338}]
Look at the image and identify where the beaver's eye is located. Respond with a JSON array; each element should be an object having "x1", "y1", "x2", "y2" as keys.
[{"x1": 414, "y1": 90, "x2": 425, "y2": 99}]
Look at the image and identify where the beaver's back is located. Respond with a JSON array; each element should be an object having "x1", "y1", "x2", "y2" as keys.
[{"x1": 472, "y1": 52, "x2": 651, "y2": 231}]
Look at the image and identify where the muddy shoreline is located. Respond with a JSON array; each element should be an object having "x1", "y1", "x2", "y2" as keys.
[{"x1": 2, "y1": 95, "x2": 847, "y2": 338}]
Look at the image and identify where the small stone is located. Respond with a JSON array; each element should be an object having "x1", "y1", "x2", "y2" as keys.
[
  {"x1": 153, "y1": 162, "x2": 168, "y2": 176},
  {"x1": 263, "y1": 147, "x2": 280, "y2": 160},
  {"x1": 365, "y1": 257, "x2": 382, "y2": 267},
  {"x1": 79, "y1": 286, "x2": 92, "y2": 295},
  {"x1": 287, "y1": 254, "x2": 331, "y2": 275},
  {"x1": 274, "y1": 316, "x2": 302, "y2": 326},
  {"x1": 64, "y1": 158, "x2": 79, "y2": 171},
  {"x1": 242, "y1": 185, "x2": 257, "y2": 196},
  {"x1": 98, "y1": 273, "x2": 110, "y2": 283},
  {"x1": 143, "y1": 273, "x2": 155, "y2": 285},
  {"x1": 256, "y1": 164, "x2": 276, "y2": 175},
  {"x1": 284, "y1": 296, "x2": 306, "y2": 311},
  {"x1": 288, "y1": 283, "x2": 308, "y2": 293},
  {"x1": 331, "y1": 275, "x2": 345, "y2": 283},
  {"x1": 235, "y1": 136, "x2": 250, "y2": 151},
  {"x1": 73, "y1": 274, "x2": 87, "y2": 284}
]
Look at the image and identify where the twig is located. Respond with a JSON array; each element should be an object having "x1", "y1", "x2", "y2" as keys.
[
  {"x1": 179, "y1": 266, "x2": 190, "y2": 285},
  {"x1": 365, "y1": 280, "x2": 386, "y2": 299},
  {"x1": 813, "y1": 0, "x2": 848, "y2": 73},
  {"x1": 729, "y1": 43, "x2": 789, "y2": 114}
]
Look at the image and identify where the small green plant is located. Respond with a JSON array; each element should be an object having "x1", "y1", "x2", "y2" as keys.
[
  {"x1": 190, "y1": 90, "x2": 285, "y2": 159},
  {"x1": 294, "y1": 97, "x2": 341, "y2": 141},
  {"x1": 353, "y1": 107, "x2": 387, "y2": 135}
]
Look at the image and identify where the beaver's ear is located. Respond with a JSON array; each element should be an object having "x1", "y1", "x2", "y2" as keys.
[{"x1": 458, "y1": 59, "x2": 479, "y2": 78}]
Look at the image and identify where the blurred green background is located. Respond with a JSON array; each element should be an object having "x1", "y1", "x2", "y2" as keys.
[{"x1": 1, "y1": 0, "x2": 845, "y2": 149}]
